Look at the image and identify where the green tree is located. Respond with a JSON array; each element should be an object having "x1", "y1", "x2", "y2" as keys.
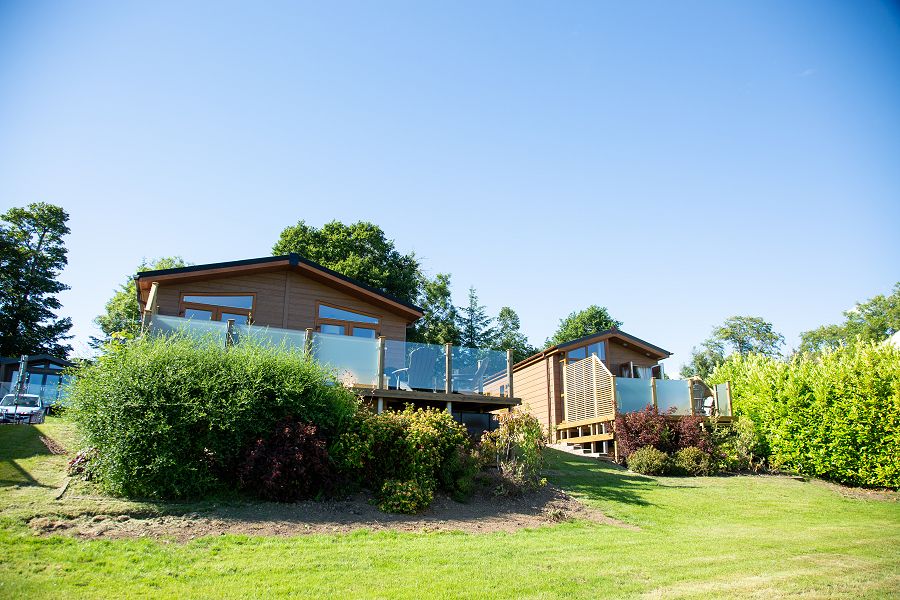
[
  {"x1": 546, "y1": 305, "x2": 622, "y2": 348},
  {"x1": 681, "y1": 316, "x2": 783, "y2": 378},
  {"x1": 798, "y1": 283, "x2": 900, "y2": 353},
  {"x1": 272, "y1": 220, "x2": 420, "y2": 304},
  {"x1": 713, "y1": 316, "x2": 784, "y2": 357},
  {"x1": 408, "y1": 273, "x2": 460, "y2": 345},
  {"x1": 679, "y1": 339, "x2": 726, "y2": 379},
  {"x1": 92, "y1": 256, "x2": 189, "y2": 347},
  {"x1": 0, "y1": 203, "x2": 72, "y2": 358},
  {"x1": 491, "y1": 306, "x2": 536, "y2": 362},
  {"x1": 458, "y1": 286, "x2": 495, "y2": 349}
]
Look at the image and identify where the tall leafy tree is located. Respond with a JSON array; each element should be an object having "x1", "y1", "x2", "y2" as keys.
[
  {"x1": 713, "y1": 316, "x2": 784, "y2": 357},
  {"x1": 680, "y1": 315, "x2": 783, "y2": 378},
  {"x1": 546, "y1": 305, "x2": 622, "y2": 348},
  {"x1": 0, "y1": 203, "x2": 72, "y2": 358},
  {"x1": 491, "y1": 306, "x2": 536, "y2": 362},
  {"x1": 408, "y1": 273, "x2": 460, "y2": 345},
  {"x1": 458, "y1": 287, "x2": 495, "y2": 349},
  {"x1": 92, "y1": 256, "x2": 189, "y2": 347},
  {"x1": 799, "y1": 282, "x2": 900, "y2": 353},
  {"x1": 272, "y1": 220, "x2": 420, "y2": 304}
]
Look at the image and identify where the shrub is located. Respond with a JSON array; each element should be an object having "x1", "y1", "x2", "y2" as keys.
[
  {"x1": 627, "y1": 446, "x2": 672, "y2": 476},
  {"x1": 674, "y1": 446, "x2": 713, "y2": 476},
  {"x1": 237, "y1": 418, "x2": 332, "y2": 502},
  {"x1": 377, "y1": 479, "x2": 434, "y2": 514},
  {"x1": 68, "y1": 334, "x2": 359, "y2": 499},
  {"x1": 710, "y1": 415, "x2": 767, "y2": 473},
  {"x1": 614, "y1": 405, "x2": 676, "y2": 458},
  {"x1": 480, "y1": 411, "x2": 546, "y2": 494},
  {"x1": 331, "y1": 406, "x2": 472, "y2": 511},
  {"x1": 674, "y1": 415, "x2": 713, "y2": 454},
  {"x1": 711, "y1": 340, "x2": 900, "y2": 488}
]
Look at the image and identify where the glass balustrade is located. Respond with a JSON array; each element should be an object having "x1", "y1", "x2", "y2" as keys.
[
  {"x1": 311, "y1": 332, "x2": 379, "y2": 388},
  {"x1": 150, "y1": 314, "x2": 228, "y2": 344},
  {"x1": 450, "y1": 346, "x2": 507, "y2": 394},
  {"x1": 233, "y1": 323, "x2": 307, "y2": 352},
  {"x1": 615, "y1": 378, "x2": 653, "y2": 413},
  {"x1": 383, "y1": 340, "x2": 447, "y2": 393},
  {"x1": 655, "y1": 379, "x2": 692, "y2": 415},
  {"x1": 715, "y1": 383, "x2": 732, "y2": 416}
]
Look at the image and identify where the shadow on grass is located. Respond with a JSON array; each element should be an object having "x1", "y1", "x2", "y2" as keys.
[
  {"x1": 0, "y1": 423, "x2": 56, "y2": 488},
  {"x1": 544, "y1": 448, "x2": 656, "y2": 508}
]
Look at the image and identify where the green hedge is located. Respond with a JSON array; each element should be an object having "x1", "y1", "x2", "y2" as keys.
[
  {"x1": 69, "y1": 335, "x2": 359, "y2": 499},
  {"x1": 710, "y1": 340, "x2": 900, "y2": 488}
]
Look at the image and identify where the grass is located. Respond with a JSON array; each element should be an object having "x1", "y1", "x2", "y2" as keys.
[{"x1": 1, "y1": 418, "x2": 898, "y2": 599}]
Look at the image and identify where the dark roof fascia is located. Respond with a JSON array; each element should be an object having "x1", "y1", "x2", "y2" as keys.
[
  {"x1": 134, "y1": 254, "x2": 424, "y2": 314},
  {"x1": 0, "y1": 355, "x2": 74, "y2": 367},
  {"x1": 514, "y1": 328, "x2": 672, "y2": 370}
]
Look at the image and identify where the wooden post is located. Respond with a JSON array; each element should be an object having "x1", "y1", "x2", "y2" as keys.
[
  {"x1": 725, "y1": 381, "x2": 733, "y2": 416},
  {"x1": 377, "y1": 398, "x2": 384, "y2": 414},
  {"x1": 506, "y1": 349, "x2": 514, "y2": 399},
  {"x1": 688, "y1": 379, "x2": 695, "y2": 416},
  {"x1": 651, "y1": 377, "x2": 658, "y2": 409},
  {"x1": 376, "y1": 336, "x2": 386, "y2": 390},
  {"x1": 225, "y1": 319, "x2": 235, "y2": 348},
  {"x1": 304, "y1": 328, "x2": 313, "y2": 356},
  {"x1": 444, "y1": 343, "x2": 453, "y2": 394},
  {"x1": 446, "y1": 401, "x2": 452, "y2": 415},
  {"x1": 140, "y1": 282, "x2": 160, "y2": 331},
  {"x1": 562, "y1": 360, "x2": 569, "y2": 422}
]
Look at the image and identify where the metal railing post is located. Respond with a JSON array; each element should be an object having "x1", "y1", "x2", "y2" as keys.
[
  {"x1": 506, "y1": 349, "x2": 514, "y2": 399},
  {"x1": 445, "y1": 344, "x2": 453, "y2": 394},
  {"x1": 376, "y1": 336, "x2": 386, "y2": 390}
]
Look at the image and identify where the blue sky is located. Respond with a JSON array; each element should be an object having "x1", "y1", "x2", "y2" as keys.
[{"x1": 1, "y1": 1, "x2": 898, "y2": 373}]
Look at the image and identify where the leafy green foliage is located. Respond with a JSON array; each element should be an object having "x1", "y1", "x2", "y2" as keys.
[
  {"x1": 491, "y1": 306, "x2": 537, "y2": 362},
  {"x1": 408, "y1": 273, "x2": 461, "y2": 344},
  {"x1": 673, "y1": 446, "x2": 713, "y2": 476},
  {"x1": 480, "y1": 411, "x2": 546, "y2": 493},
  {"x1": 92, "y1": 256, "x2": 189, "y2": 347},
  {"x1": 68, "y1": 335, "x2": 359, "y2": 499},
  {"x1": 332, "y1": 406, "x2": 472, "y2": 512},
  {"x1": 799, "y1": 282, "x2": 900, "y2": 353},
  {"x1": 0, "y1": 202, "x2": 72, "y2": 357},
  {"x1": 237, "y1": 418, "x2": 333, "y2": 502},
  {"x1": 681, "y1": 315, "x2": 783, "y2": 378},
  {"x1": 710, "y1": 340, "x2": 900, "y2": 488},
  {"x1": 545, "y1": 305, "x2": 621, "y2": 348},
  {"x1": 626, "y1": 446, "x2": 672, "y2": 475},
  {"x1": 709, "y1": 415, "x2": 767, "y2": 473},
  {"x1": 272, "y1": 220, "x2": 420, "y2": 304},
  {"x1": 458, "y1": 286, "x2": 494, "y2": 349}
]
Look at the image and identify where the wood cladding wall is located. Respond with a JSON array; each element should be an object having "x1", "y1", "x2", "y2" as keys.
[{"x1": 154, "y1": 270, "x2": 410, "y2": 341}]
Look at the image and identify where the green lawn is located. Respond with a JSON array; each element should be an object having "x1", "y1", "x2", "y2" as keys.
[{"x1": 1, "y1": 419, "x2": 898, "y2": 599}]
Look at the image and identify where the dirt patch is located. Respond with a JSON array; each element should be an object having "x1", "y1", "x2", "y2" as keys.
[
  {"x1": 30, "y1": 486, "x2": 632, "y2": 542},
  {"x1": 810, "y1": 478, "x2": 898, "y2": 502},
  {"x1": 40, "y1": 435, "x2": 67, "y2": 455}
]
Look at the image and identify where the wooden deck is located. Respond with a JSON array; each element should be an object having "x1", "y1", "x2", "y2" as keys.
[{"x1": 352, "y1": 387, "x2": 520, "y2": 412}]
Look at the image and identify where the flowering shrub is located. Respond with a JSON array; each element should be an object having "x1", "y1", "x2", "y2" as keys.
[
  {"x1": 673, "y1": 446, "x2": 713, "y2": 476},
  {"x1": 377, "y1": 479, "x2": 434, "y2": 514},
  {"x1": 480, "y1": 411, "x2": 546, "y2": 494},
  {"x1": 332, "y1": 406, "x2": 472, "y2": 512},
  {"x1": 614, "y1": 405, "x2": 677, "y2": 458},
  {"x1": 237, "y1": 418, "x2": 332, "y2": 502},
  {"x1": 627, "y1": 446, "x2": 672, "y2": 475},
  {"x1": 67, "y1": 447, "x2": 98, "y2": 479}
]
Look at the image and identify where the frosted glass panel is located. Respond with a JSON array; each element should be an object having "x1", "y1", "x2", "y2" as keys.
[
  {"x1": 233, "y1": 324, "x2": 307, "y2": 352},
  {"x1": 150, "y1": 314, "x2": 228, "y2": 345},
  {"x1": 715, "y1": 383, "x2": 732, "y2": 416},
  {"x1": 656, "y1": 379, "x2": 691, "y2": 415},
  {"x1": 312, "y1": 332, "x2": 379, "y2": 387},
  {"x1": 615, "y1": 378, "x2": 653, "y2": 413}
]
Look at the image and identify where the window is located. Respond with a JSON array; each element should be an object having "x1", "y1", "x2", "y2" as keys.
[
  {"x1": 316, "y1": 303, "x2": 381, "y2": 336},
  {"x1": 180, "y1": 293, "x2": 254, "y2": 323},
  {"x1": 566, "y1": 341, "x2": 606, "y2": 363}
]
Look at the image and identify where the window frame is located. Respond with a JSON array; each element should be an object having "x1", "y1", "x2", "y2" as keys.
[
  {"x1": 565, "y1": 339, "x2": 609, "y2": 365},
  {"x1": 314, "y1": 301, "x2": 381, "y2": 337},
  {"x1": 179, "y1": 292, "x2": 256, "y2": 323}
]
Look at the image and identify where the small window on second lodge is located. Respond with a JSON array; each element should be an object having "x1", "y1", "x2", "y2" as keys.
[
  {"x1": 181, "y1": 294, "x2": 254, "y2": 324},
  {"x1": 317, "y1": 303, "x2": 380, "y2": 337}
]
